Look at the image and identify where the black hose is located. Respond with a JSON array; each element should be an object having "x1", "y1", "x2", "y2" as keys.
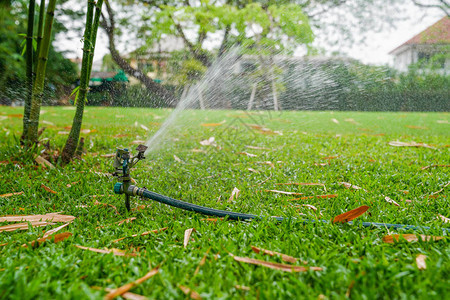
[
  {"x1": 142, "y1": 189, "x2": 280, "y2": 221},
  {"x1": 140, "y1": 188, "x2": 450, "y2": 232}
]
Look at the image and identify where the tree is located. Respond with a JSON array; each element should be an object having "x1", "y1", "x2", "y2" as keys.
[
  {"x1": 60, "y1": 0, "x2": 104, "y2": 164},
  {"x1": 100, "y1": 0, "x2": 178, "y2": 105},
  {"x1": 411, "y1": 0, "x2": 449, "y2": 16},
  {"x1": 98, "y1": 0, "x2": 314, "y2": 104}
]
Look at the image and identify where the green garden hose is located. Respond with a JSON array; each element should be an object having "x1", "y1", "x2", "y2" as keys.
[{"x1": 114, "y1": 183, "x2": 450, "y2": 233}]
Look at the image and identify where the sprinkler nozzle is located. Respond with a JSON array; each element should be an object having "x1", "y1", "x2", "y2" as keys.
[
  {"x1": 113, "y1": 145, "x2": 147, "y2": 210},
  {"x1": 114, "y1": 182, "x2": 123, "y2": 194}
]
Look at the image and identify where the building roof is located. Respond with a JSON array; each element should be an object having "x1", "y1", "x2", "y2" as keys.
[{"x1": 389, "y1": 16, "x2": 450, "y2": 55}]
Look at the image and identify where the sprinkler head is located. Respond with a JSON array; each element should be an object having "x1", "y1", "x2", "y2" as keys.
[
  {"x1": 114, "y1": 182, "x2": 123, "y2": 194},
  {"x1": 113, "y1": 144, "x2": 148, "y2": 210}
]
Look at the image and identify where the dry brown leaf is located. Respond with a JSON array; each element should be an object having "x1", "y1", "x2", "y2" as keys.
[
  {"x1": 41, "y1": 184, "x2": 57, "y2": 194},
  {"x1": 43, "y1": 222, "x2": 71, "y2": 238},
  {"x1": 66, "y1": 181, "x2": 80, "y2": 188},
  {"x1": 194, "y1": 248, "x2": 211, "y2": 276},
  {"x1": 7, "y1": 113, "x2": 24, "y2": 118},
  {"x1": 339, "y1": 182, "x2": 368, "y2": 192},
  {"x1": 201, "y1": 123, "x2": 223, "y2": 127},
  {"x1": 346, "y1": 280, "x2": 356, "y2": 298},
  {"x1": 0, "y1": 221, "x2": 55, "y2": 233},
  {"x1": 0, "y1": 160, "x2": 20, "y2": 165},
  {"x1": 200, "y1": 218, "x2": 222, "y2": 222},
  {"x1": 0, "y1": 191, "x2": 24, "y2": 198},
  {"x1": 251, "y1": 246, "x2": 298, "y2": 264},
  {"x1": 96, "y1": 217, "x2": 137, "y2": 229},
  {"x1": 406, "y1": 125, "x2": 427, "y2": 130},
  {"x1": 421, "y1": 164, "x2": 450, "y2": 170},
  {"x1": 416, "y1": 254, "x2": 427, "y2": 270},
  {"x1": 265, "y1": 190, "x2": 303, "y2": 195},
  {"x1": 228, "y1": 187, "x2": 240, "y2": 202},
  {"x1": 191, "y1": 148, "x2": 206, "y2": 153},
  {"x1": 140, "y1": 124, "x2": 149, "y2": 131},
  {"x1": 25, "y1": 232, "x2": 72, "y2": 248},
  {"x1": 179, "y1": 285, "x2": 202, "y2": 300},
  {"x1": 314, "y1": 163, "x2": 328, "y2": 166},
  {"x1": 74, "y1": 245, "x2": 136, "y2": 257},
  {"x1": 117, "y1": 217, "x2": 137, "y2": 226},
  {"x1": 384, "y1": 196, "x2": 400, "y2": 207},
  {"x1": 112, "y1": 227, "x2": 168, "y2": 243},
  {"x1": 322, "y1": 156, "x2": 339, "y2": 160},
  {"x1": 437, "y1": 214, "x2": 450, "y2": 223},
  {"x1": 100, "y1": 153, "x2": 116, "y2": 158},
  {"x1": 430, "y1": 182, "x2": 450, "y2": 195},
  {"x1": 112, "y1": 134, "x2": 129, "y2": 138},
  {"x1": 239, "y1": 152, "x2": 257, "y2": 157},
  {"x1": 199, "y1": 137, "x2": 216, "y2": 146},
  {"x1": 184, "y1": 228, "x2": 195, "y2": 248},
  {"x1": 34, "y1": 155, "x2": 55, "y2": 169},
  {"x1": 97, "y1": 288, "x2": 147, "y2": 300},
  {"x1": 302, "y1": 204, "x2": 318, "y2": 211},
  {"x1": 131, "y1": 140, "x2": 146, "y2": 145},
  {"x1": 276, "y1": 183, "x2": 324, "y2": 187},
  {"x1": 173, "y1": 155, "x2": 183, "y2": 163},
  {"x1": 232, "y1": 255, "x2": 322, "y2": 272},
  {"x1": 235, "y1": 285, "x2": 251, "y2": 291},
  {"x1": 288, "y1": 194, "x2": 338, "y2": 201},
  {"x1": 246, "y1": 146, "x2": 270, "y2": 150},
  {"x1": 0, "y1": 213, "x2": 75, "y2": 223},
  {"x1": 93, "y1": 200, "x2": 119, "y2": 215},
  {"x1": 344, "y1": 118, "x2": 360, "y2": 125},
  {"x1": 104, "y1": 266, "x2": 159, "y2": 300},
  {"x1": 388, "y1": 141, "x2": 434, "y2": 149},
  {"x1": 331, "y1": 118, "x2": 339, "y2": 124},
  {"x1": 248, "y1": 168, "x2": 259, "y2": 173},
  {"x1": 382, "y1": 234, "x2": 444, "y2": 243},
  {"x1": 333, "y1": 206, "x2": 369, "y2": 223},
  {"x1": 256, "y1": 161, "x2": 274, "y2": 168}
]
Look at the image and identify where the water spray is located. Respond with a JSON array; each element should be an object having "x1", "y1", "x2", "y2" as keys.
[{"x1": 113, "y1": 146, "x2": 449, "y2": 233}]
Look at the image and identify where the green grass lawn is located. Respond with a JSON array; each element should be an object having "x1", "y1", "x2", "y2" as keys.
[{"x1": 0, "y1": 106, "x2": 449, "y2": 299}]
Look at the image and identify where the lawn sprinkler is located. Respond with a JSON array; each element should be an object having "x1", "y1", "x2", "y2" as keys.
[
  {"x1": 113, "y1": 146, "x2": 450, "y2": 233},
  {"x1": 113, "y1": 145, "x2": 148, "y2": 211},
  {"x1": 112, "y1": 145, "x2": 267, "y2": 220}
]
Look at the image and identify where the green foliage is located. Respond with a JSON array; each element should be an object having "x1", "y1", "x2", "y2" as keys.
[
  {"x1": 170, "y1": 57, "x2": 208, "y2": 85},
  {"x1": 280, "y1": 59, "x2": 450, "y2": 111},
  {"x1": 0, "y1": 3, "x2": 27, "y2": 103},
  {"x1": 0, "y1": 0, "x2": 77, "y2": 105}
]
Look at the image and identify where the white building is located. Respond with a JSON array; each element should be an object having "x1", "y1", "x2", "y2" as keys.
[{"x1": 389, "y1": 17, "x2": 449, "y2": 72}]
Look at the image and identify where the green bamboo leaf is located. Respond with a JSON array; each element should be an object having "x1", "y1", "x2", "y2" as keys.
[
  {"x1": 70, "y1": 86, "x2": 80, "y2": 97},
  {"x1": 73, "y1": 89, "x2": 80, "y2": 105},
  {"x1": 21, "y1": 43, "x2": 27, "y2": 56}
]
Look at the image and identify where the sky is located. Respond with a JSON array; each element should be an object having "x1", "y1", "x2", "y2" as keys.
[
  {"x1": 57, "y1": 2, "x2": 446, "y2": 67},
  {"x1": 342, "y1": 7, "x2": 444, "y2": 65}
]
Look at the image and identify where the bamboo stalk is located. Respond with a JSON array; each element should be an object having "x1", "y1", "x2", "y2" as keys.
[
  {"x1": 61, "y1": 0, "x2": 103, "y2": 163},
  {"x1": 35, "y1": 0, "x2": 46, "y2": 72},
  {"x1": 22, "y1": 0, "x2": 36, "y2": 141},
  {"x1": 87, "y1": 0, "x2": 103, "y2": 79},
  {"x1": 25, "y1": 0, "x2": 57, "y2": 143}
]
